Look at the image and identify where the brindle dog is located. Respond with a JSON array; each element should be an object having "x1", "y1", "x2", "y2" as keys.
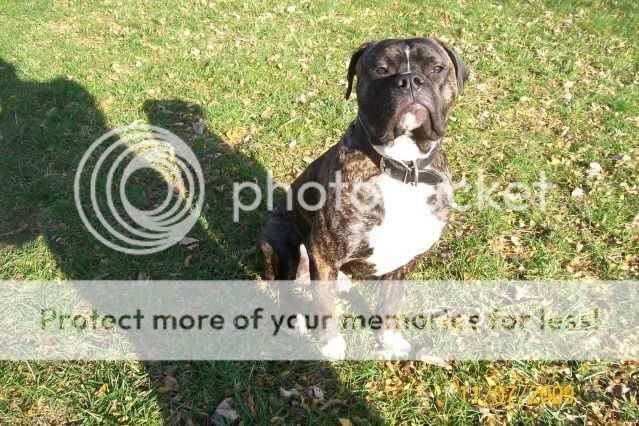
[{"x1": 259, "y1": 37, "x2": 469, "y2": 359}]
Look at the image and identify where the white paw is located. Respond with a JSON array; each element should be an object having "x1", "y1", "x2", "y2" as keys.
[
  {"x1": 379, "y1": 330, "x2": 412, "y2": 357},
  {"x1": 320, "y1": 334, "x2": 347, "y2": 360},
  {"x1": 292, "y1": 314, "x2": 308, "y2": 337},
  {"x1": 280, "y1": 314, "x2": 308, "y2": 339}
]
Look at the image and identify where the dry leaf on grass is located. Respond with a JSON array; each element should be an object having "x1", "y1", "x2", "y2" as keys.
[
  {"x1": 587, "y1": 161, "x2": 603, "y2": 177},
  {"x1": 179, "y1": 237, "x2": 199, "y2": 246},
  {"x1": 279, "y1": 387, "x2": 299, "y2": 398},
  {"x1": 208, "y1": 398, "x2": 239, "y2": 425},
  {"x1": 415, "y1": 351, "x2": 452, "y2": 370},
  {"x1": 191, "y1": 121, "x2": 205, "y2": 135},
  {"x1": 94, "y1": 383, "x2": 108, "y2": 397},
  {"x1": 304, "y1": 385, "x2": 324, "y2": 400},
  {"x1": 158, "y1": 375, "x2": 179, "y2": 393},
  {"x1": 244, "y1": 391, "x2": 256, "y2": 416},
  {"x1": 572, "y1": 188, "x2": 585, "y2": 198}
]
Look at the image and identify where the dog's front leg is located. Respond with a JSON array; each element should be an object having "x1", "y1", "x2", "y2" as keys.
[
  {"x1": 374, "y1": 258, "x2": 422, "y2": 358},
  {"x1": 375, "y1": 280, "x2": 412, "y2": 357},
  {"x1": 307, "y1": 248, "x2": 346, "y2": 360}
]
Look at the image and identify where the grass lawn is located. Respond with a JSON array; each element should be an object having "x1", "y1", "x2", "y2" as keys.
[{"x1": 1, "y1": 0, "x2": 638, "y2": 424}]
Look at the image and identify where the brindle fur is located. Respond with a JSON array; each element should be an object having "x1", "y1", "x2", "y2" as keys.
[{"x1": 258, "y1": 37, "x2": 468, "y2": 349}]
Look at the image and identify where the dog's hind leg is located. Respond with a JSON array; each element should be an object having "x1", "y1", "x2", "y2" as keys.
[
  {"x1": 258, "y1": 240, "x2": 279, "y2": 281},
  {"x1": 305, "y1": 247, "x2": 346, "y2": 359},
  {"x1": 258, "y1": 198, "x2": 301, "y2": 280}
]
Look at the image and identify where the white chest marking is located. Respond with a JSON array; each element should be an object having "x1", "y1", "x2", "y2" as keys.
[
  {"x1": 366, "y1": 175, "x2": 446, "y2": 276},
  {"x1": 373, "y1": 134, "x2": 441, "y2": 163}
]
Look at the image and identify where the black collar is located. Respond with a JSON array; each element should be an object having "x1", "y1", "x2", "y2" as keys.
[{"x1": 356, "y1": 116, "x2": 443, "y2": 186}]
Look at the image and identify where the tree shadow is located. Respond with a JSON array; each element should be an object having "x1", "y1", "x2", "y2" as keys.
[{"x1": 0, "y1": 59, "x2": 384, "y2": 424}]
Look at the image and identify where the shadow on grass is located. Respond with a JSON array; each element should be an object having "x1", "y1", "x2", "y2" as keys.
[{"x1": 0, "y1": 58, "x2": 384, "y2": 425}]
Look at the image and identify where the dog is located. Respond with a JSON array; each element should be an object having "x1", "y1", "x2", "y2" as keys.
[{"x1": 259, "y1": 37, "x2": 469, "y2": 359}]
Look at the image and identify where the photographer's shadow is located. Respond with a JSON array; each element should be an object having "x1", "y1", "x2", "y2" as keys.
[
  {"x1": 0, "y1": 57, "x2": 383, "y2": 424},
  {"x1": 0, "y1": 59, "x2": 107, "y2": 268},
  {"x1": 142, "y1": 99, "x2": 385, "y2": 425}
]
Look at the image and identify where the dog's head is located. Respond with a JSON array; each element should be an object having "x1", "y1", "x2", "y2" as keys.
[{"x1": 346, "y1": 38, "x2": 469, "y2": 161}]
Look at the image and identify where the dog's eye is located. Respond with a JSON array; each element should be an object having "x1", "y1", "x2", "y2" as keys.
[
  {"x1": 431, "y1": 66, "x2": 444, "y2": 74},
  {"x1": 376, "y1": 66, "x2": 389, "y2": 75}
]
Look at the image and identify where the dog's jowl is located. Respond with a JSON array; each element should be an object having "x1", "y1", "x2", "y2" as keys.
[{"x1": 259, "y1": 37, "x2": 469, "y2": 359}]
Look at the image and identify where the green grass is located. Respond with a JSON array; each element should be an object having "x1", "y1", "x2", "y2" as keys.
[{"x1": 1, "y1": 0, "x2": 638, "y2": 424}]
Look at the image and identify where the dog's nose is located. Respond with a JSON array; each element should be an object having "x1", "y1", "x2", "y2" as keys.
[{"x1": 397, "y1": 73, "x2": 425, "y2": 90}]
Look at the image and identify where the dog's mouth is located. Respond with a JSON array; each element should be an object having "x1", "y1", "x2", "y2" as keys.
[{"x1": 391, "y1": 102, "x2": 444, "y2": 143}]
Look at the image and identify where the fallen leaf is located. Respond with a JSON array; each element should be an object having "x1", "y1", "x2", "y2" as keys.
[
  {"x1": 304, "y1": 385, "x2": 324, "y2": 401},
  {"x1": 587, "y1": 162, "x2": 603, "y2": 176},
  {"x1": 179, "y1": 237, "x2": 199, "y2": 247},
  {"x1": 563, "y1": 80, "x2": 574, "y2": 101},
  {"x1": 260, "y1": 108, "x2": 272, "y2": 120},
  {"x1": 191, "y1": 121, "x2": 205, "y2": 135},
  {"x1": 209, "y1": 398, "x2": 240, "y2": 425},
  {"x1": 607, "y1": 383, "x2": 629, "y2": 397},
  {"x1": 338, "y1": 419, "x2": 353, "y2": 426},
  {"x1": 244, "y1": 392, "x2": 256, "y2": 416},
  {"x1": 158, "y1": 375, "x2": 179, "y2": 393},
  {"x1": 94, "y1": 383, "x2": 108, "y2": 397},
  {"x1": 415, "y1": 351, "x2": 451, "y2": 369},
  {"x1": 572, "y1": 188, "x2": 585, "y2": 198},
  {"x1": 279, "y1": 387, "x2": 299, "y2": 398}
]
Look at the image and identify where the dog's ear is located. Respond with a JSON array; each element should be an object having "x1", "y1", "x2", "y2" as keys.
[
  {"x1": 436, "y1": 39, "x2": 469, "y2": 95},
  {"x1": 345, "y1": 41, "x2": 374, "y2": 100}
]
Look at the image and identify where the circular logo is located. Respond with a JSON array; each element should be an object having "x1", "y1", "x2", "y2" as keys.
[{"x1": 74, "y1": 123, "x2": 204, "y2": 254}]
